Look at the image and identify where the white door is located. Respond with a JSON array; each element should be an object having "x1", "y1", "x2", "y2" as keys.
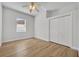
[{"x1": 50, "y1": 14, "x2": 72, "y2": 47}]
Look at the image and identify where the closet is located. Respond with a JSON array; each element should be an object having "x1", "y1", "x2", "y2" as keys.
[{"x1": 49, "y1": 13, "x2": 72, "y2": 47}]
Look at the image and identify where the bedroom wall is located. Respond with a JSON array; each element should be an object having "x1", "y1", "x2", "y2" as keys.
[
  {"x1": 0, "y1": 3, "x2": 2, "y2": 45},
  {"x1": 2, "y1": 7, "x2": 35, "y2": 42},
  {"x1": 35, "y1": 10, "x2": 49, "y2": 41},
  {"x1": 35, "y1": 4, "x2": 76, "y2": 41}
]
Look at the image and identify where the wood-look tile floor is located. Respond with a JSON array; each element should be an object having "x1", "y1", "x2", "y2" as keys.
[{"x1": 0, "y1": 38, "x2": 78, "y2": 57}]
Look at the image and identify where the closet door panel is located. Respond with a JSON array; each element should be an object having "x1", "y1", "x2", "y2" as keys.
[{"x1": 50, "y1": 14, "x2": 72, "y2": 47}]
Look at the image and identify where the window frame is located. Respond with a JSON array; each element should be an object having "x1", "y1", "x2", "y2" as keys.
[{"x1": 16, "y1": 17, "x2": 26, "y2": 33}]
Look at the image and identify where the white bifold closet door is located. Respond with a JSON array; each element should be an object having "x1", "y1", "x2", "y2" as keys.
[{"x1": 50, "y1": 13, "x2": 72, "y2": 47}]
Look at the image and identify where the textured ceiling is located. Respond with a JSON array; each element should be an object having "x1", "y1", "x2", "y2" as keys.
[{"x1": 2, "y1": 2, "x2": 77, "y2": 16}]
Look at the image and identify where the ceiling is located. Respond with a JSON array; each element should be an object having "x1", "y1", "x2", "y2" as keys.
[{"x1": 2, "y1": 2, "x2": 77, "y2": 16}]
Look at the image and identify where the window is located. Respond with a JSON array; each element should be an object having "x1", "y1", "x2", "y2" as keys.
[{"x1": 16, "y1": 17, "x2": 26, "y2": 32}]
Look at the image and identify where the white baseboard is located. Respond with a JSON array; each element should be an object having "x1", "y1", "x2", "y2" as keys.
[
  {"x1": 2, "y1": 36, "x2": 79, "y2": 52},
  {"x1": 2, "y1": 36, "x2": 33, "y2": 43},
  {"x1": 72, "y1": 46, "x2": 79, "y2": 51},
  {"x1": 35, "y1": 36, "x2": 79, "y2": 52},
  {"x1": 34, "y1": 36, "x2": 49, "y2": 41},
  {"x1": 0, "y1": 43, "x2": 1, "y2": 46}
]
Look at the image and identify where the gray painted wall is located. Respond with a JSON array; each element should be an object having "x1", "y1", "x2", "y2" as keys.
[
  {"x1": 35, "y1": 10, "x2": 49, "y2": 41},
  {"x1": 0, "y1": 3, "x2": 2, "y2": 46},
  {"x1": 2, "y1": 7, "x2": 35, "y2": 42}
]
